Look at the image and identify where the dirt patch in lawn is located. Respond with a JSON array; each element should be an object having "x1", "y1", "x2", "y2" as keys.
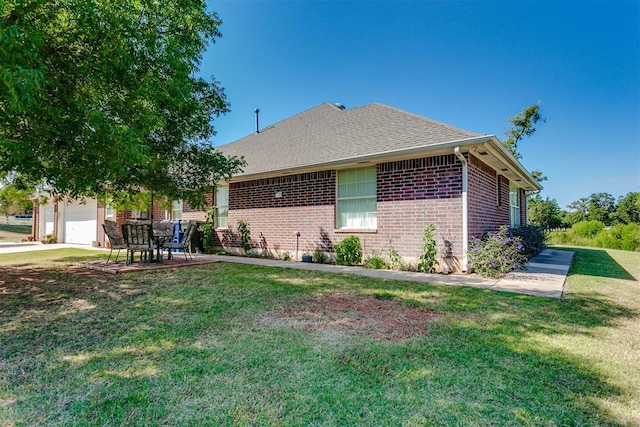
[{"x1": 263, "y1": 293, "x2": 440, "y2": 342}]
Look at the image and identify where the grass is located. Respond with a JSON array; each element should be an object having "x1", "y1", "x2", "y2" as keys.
[
  {"x1": 0, "y1": 222, "x2": 32, "y2": 242},
  {"x1": 1, "y1": 247, "x2": 639, "y2": 425}
]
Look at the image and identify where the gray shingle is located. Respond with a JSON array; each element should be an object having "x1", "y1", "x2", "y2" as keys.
[{"x1": 218, "y1": 102, "x2": 480, "y2": 177}]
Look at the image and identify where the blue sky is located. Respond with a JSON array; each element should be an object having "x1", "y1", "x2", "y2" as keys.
[{"x1": 201, "y1": 0, "x2": 639, "y2": 209}]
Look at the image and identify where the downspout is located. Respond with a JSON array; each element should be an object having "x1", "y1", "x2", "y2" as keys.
[{"x1": 454, "y1": 147, "x2": 468, "y2": 272}]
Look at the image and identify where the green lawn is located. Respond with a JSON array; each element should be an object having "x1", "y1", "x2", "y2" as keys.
[
  {"x1": 0, "y1": 223, "x2": 32, "y2": 242},
  {"x1": 1, "y1": 247, "x2": 638, "y2": 425}
]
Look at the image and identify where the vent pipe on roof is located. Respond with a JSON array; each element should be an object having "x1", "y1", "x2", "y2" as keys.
[
  {"x1": 254, "y1": 108, "x2": 260, "y2": 134},
  {"x1": 334, "y1": 102, "x2": 345, "y2": 110}
]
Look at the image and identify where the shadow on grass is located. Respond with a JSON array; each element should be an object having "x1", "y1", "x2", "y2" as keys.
[
  {"x1": 1, "y1": 261, "x2": 635, "y2": 425},
  {"x1": 0, "y1": 224, "x2": 32, "y2": 234},
  {"x1": 568, "y1": 247, "x2": 636, "y2": 281}
]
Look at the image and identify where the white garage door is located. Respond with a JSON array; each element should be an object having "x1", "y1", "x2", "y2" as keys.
[
  {"x1": 44, "y1": 203, "x2": 55, "y2": 236},
  {"x1": 64, "y1": 199, "x2": 97, "y2": 245}
]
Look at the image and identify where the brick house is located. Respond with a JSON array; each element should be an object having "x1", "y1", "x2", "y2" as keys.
[
  {"x1": 31, "y1": 102, "x2": 540, "y2": 271},
  {"x1": 186, "y1": 102, "x2": 541, "y2": 272}
]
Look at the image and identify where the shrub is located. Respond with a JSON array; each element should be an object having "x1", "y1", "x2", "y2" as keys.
[
  {"x1": 417, "y1": 224, "x2": 437, "y2": 273},
  {"x1": 468, "y1": 226, "x2": 527, "y2": 278},
  {"x1": 335, "y1": 235, "x2": 362, "y2": 266},
  {"x1": 201, "y1": 209, "x2": 215, "y2": 253},
  {"x1": 312, "y1": 248, "x2": 327, "y2": 264},
  {"x1": 282, "y1": 251, "x2": 292, "y2": 261},
  {"x1": 594, "y1": 223, "x2": 640, "y2": 252},
  {"x1": 572, "y1": 220, "x2": 605, "y2": 238},
  {"x1": 387, "y1": 246, "x2": 403, "y2": 270},
  {"x1": 364, "y1": 250, "x2": 387, "y2": 269},
  {"x1": 509, "y1": 225, "x2": 546, "y2": 258},
  {"x1": 237, "y1": 220, "x2": 252, "y2": 254}
]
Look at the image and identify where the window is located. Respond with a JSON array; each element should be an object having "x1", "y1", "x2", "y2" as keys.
[
  {"x1": 509, "y1": 185, "x2": 521, "y2": 227},
  {"x1": 105, "y1": 199, "x2": 115, "y2": 219},
  {"x1": 172, "y1": 200, "x2": 183, "y2": 220},
  {"x1": 215, "y1": 186, "x2": 229, "y2": 229},
  {"x1": 337, "y1": 166, "x2": 377, "y2": 229},
  {"x1": 131, "y1": 209, "x2": 148, "y2": 220}
]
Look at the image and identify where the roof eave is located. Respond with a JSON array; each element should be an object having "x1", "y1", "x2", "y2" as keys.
[{"x1": 227, "y1": 135, "x2": 495, "y2": 182}]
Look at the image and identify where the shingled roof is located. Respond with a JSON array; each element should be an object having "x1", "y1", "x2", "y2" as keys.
[{"x1": 217, "y1": 102, "x2": 481, "y2": 177}]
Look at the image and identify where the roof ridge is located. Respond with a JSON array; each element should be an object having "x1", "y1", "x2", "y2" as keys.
[
  {"x1": 368, "y1": 102, "x2": 479, "y2": 136},
  {"x1": 240, "y1": 102, "x2": 341, "y2": 138}
]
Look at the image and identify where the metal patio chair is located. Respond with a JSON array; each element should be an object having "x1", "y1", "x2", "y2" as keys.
[
  {"x1": 102, "y1": 220, "x2": 127, "y2": 263},
  {"x1": 162, "y1": 220, "x2": 197, "y2": 260},
  {"x1": 121, "y1": 221, "x2": 155, "y2": 265}
]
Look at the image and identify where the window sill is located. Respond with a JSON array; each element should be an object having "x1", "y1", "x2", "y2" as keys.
[{"x1": 334, "y1": 228, "x2": 378, "y2": 234}]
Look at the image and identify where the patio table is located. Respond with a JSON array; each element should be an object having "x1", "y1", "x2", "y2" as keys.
[{"x1": 152, "y1": 232, "x2": 175, "y2": 263}]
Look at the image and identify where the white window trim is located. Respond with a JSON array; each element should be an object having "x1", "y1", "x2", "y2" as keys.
[
  {"x1": 336, "y1": 166, "x2": 377, "y2": 230},
  {"x1": 510, "y1": 185, "x2": 521, "y2": 227},
  {"x1": 172, "y1": 200, "x2": 183, "y2": 221},
  {"x1": 215, "y1": 186, "x2": 229, "y2": 229}
]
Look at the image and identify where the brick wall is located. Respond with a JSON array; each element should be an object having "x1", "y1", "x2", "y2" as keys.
[
  {"x1": 212, "y1": 154, "x2": 466, "y2": 269},
  {"x1": 468, "y1": 154, "x2": 511, "y2": 237},
  {"x1": 230, "y1": 171, "x2": 335, "y2": 210}
]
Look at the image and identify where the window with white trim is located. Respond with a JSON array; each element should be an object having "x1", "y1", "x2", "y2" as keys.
[
  {"x1": 215, "y1": 186, "x2": 229, "y2": 229},
  {"x1": 509, "y1": 185, "x2": 521, "y2": 227},
  {"x1": 172, "y1": 200, "x2": 183, "y2": 220},
  {"x1": 337, "y1": 166, "x2": 377, "y2": 229}
]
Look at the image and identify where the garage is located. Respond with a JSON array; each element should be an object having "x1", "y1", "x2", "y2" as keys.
[{"x1": 63, "y1": 199, "x2": 98, "y2": 245}]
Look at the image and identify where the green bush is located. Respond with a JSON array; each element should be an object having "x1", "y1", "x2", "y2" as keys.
[
  {"x1": 572, "y1": 220, "x2": 605, "y2": 238},
  {"x1": 468, "y1": 226, "x2": 527, "y2": 278},
  {"x1": 364, "y1": 254, "x2": 387, "y2": 269},
  {"x1": 312, "y1": 248, "x2": 327, "y2": 264},
  {"x1": 237, "y1": 220, "x2": 252, "y2": 254},
  {"x1": 335, "y1": 235, "x2": 362, "y2": 266},
  {"x1": 509, "y1": 225, "x2": 547, "y2": 258},
  {"x1": 201, "y1": 209, "x2": 215, "y2": 253},
  {"x1": 549, "y1": 223, "x2": 640, "y2": 252},
  {"x1": 417, "y1": 224, "x2": 438, "y2": 273},
  {"x1": 387, "y1": 246, "x2": 403, "y2": 270},
  {"x1": 594, "y1": 223, "x2": 640, "y2": 252}
]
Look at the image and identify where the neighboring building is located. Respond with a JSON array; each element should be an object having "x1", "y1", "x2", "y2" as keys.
[
  {"x1": 31, "y1": 102, "x2": 541, "y2": 271},
  {"x1": 202, "y1": 102, "x2": 541, "y2": 271},
  {"x1": 31, "y1": 194, "x2": 176, "y2": 247}
]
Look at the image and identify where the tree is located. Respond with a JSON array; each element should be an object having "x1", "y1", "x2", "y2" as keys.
[
  {"x1": 503, "y1": 103, "x2": 547, "y2": 187},
  {"x1": 503, "y1": 103, "x2": 545, "y2": 160},
  {"x1": 566, "y1": 193, "x2": 616, "y2": 226},
  {"x1": 527, "y1": 194, "x2": 565, "y2": 229},
  {"x1": 1, "y1": 0, "x2": 244, "y2": 208},
  {"x1": 0, "y1": 180, "x2": 33, "y2": 216},
  {"x1": 613, "y1": 192, "x2": 640, "y2": 224}
]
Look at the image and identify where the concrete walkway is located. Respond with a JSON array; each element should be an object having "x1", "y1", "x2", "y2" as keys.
[
  {"x1": 0, "y1": 242, "x2": 573, "y2": 298},
  {"x1": 208, "y1": 249, "x2": 573, "y2": 298}
]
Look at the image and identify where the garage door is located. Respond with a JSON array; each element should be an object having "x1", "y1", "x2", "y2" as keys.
[
  {"x1": 64, "y1": 199, "x2": 97, "y2": 245},
  {"x1": 44, "y1": 203, "x2": 55, "y2": 236}
]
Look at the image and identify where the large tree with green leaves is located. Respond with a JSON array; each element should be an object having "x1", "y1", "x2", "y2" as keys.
[
  {"x1": 503, "y1": 103, "x2": 546, "y2": 185},
  {"x1": 613, "y1": 192, "x2": 640, "y2": 225},
  {"x1": 565, "y1": 192, "x2": 616, "y2": 226},
  {"x1": 527, "y1": 194, "x2": 565, "y2": 229},
  {"x1": 1, "y1": 0, "x2": 243, "y2": 208}
]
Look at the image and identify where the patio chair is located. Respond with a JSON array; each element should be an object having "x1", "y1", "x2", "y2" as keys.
[
  {"x1": 102, "y1": 219, "x2": 127, "y2": 263},
  {"x1": 121, "y1": 221, "x2": 155, "y2": 265},
  {"x1": 162, "y1": 220, "x2": 197, "y2": 260}
]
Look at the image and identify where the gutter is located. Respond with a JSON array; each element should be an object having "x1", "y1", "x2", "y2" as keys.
[
  {"x1": 454, "y1": 146, "x2": 469, "y2": 272},
  {"x1": 482, "y1": 138, "x2": 542, "y2": 191}
]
